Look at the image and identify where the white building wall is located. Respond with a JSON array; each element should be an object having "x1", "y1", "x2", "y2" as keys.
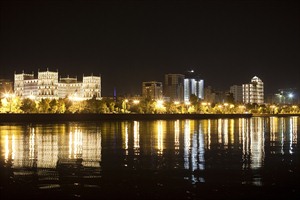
[
  {"x1": 82, "y1": 75, "x2": 101, "y2": 99},
  {"x1": 243, "y1": 76, "x2": 264, "y2": 104},
  {"x1": 37, "y1": 70, "x2": 59, "y2": 100}
]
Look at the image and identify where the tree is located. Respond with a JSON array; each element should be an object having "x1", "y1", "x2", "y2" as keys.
[
  {"x1": 49, "y1": 99, "x2": 58, "y2": 113},
  {"x1": 69, "y1": 101, "x2": 87, "y2": 113},
  {"x1": 57, "y1": 99, "x2": 66, "y2": 113},
  {"x1": 20, "y1": 98, "x2": 37, "y2": 113},
  {"x1": 38, "y1": 98, "x2": 51, "y2": 113}
]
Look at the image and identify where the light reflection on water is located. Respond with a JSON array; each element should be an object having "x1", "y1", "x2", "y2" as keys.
[{"x1": 0, "y1": 117, "x2": 299, "y2": 199}]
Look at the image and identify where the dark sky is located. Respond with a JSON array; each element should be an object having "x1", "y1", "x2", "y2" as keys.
[{"x1": 1, "y1": 0, "x2": 299, "y2": 96}]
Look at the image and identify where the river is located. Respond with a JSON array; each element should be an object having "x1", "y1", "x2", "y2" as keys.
[{"x1": 0, "y1": 117, "x2": 299, "y2": 199}]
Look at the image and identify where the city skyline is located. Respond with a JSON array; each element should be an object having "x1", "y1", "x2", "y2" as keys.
[{"x1": 1, "y1": 0, "x2": 299, "y2": 96}]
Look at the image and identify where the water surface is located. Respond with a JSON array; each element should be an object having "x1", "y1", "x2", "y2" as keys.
[{"x1": 1, "y1": 117, "x2": 299, "y2": 199}]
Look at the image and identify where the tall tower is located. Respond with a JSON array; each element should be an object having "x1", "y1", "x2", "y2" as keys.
[
  {"x1": 183, "y1": 70, "x2": 204, "y2": 102},
  {"x1": 242, "y1": 76, "x2": 264, "y2": 104},
  {"x1": 164, "y1": 74, "x2": 184, "y2": 102}
]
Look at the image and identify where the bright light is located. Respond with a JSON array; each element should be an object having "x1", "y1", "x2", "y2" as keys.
[
  {"x1": 69, "y1": 93, "x2": 82, "y2": 101},
  {"x1": 133, "y1": 100, "x2": 140, "y2": 104},
  {"x1": 288, "y1": 93, "x2": 294, "y2": 98},
  {"x1": 4, "y1": 93, "x2": 14, "y2": 98},
  {"x1": 185, "y1": 101, "x2": 190, "y2": 106},
  {"x1": 156, "y1": 100, "x2": 164, "y2": 108},
  {"x1": 174, "y1": 101, "x2": 180, "y2": 105},
  {"x1": 28, "y1": 95, "x2": 36, "y2": 100}
]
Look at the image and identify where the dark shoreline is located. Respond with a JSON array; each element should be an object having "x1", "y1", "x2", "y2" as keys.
[
  {"x1": 1, "y1": 113, "x2": 300, "y2": 123},
  {"x1": 0, "y1": 113, "x2": 253, "y2": 122}
]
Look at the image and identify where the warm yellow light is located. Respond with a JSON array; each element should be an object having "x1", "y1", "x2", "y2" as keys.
[
  {"x1": 156, "y1": 100, "x2": 164, "y2": 108},
  {"x1": 174, "y1": 101, "x2": 180, "y2": 105},
  {"x1": 69, "y1": 94, "x2": 82, "y2": 101},
  {"x1": 133, "y1": 100, "x2": 140, "y2": 104},
  {"x1": 28, "y1": 95, "x2": 36, "y2": 100},
  {"x1": 185, "y1": 101, "x2": 190, "y2": 106}
]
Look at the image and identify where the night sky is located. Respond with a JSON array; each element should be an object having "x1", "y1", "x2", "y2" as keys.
[{"x1": 1, "y1": 0, "x2": 299, "y2": 96}]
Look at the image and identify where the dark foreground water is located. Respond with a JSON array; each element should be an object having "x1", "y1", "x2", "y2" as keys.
[{"x1": 0, "y1": 117, "x2": 299, "y2": 200}]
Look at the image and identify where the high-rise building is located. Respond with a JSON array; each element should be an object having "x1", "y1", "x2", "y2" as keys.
[
  {"x1": 230, "y1": 85, "x2": 243, "y2": 103},
  {"x1": 183, "y1": 70, "x2": 204, "y2": 102},
  {"x1": 164, "y1": 74, "x2": 184, "y2": 102},
  {"x1": 142, "y1": 81, "x2": 163, "y2": 100},
  {"x1": 242, "y1": 76, "x2": 264, "y2": 104}
]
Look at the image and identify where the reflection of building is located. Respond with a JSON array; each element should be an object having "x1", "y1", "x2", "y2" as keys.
[
  {"x1": 14, "y1": 69, "x2": 101, "y2": 100},
  {"x1": 164, "y1": 74, "x2": 184, "y2": 102},
  {"x1": 184, "y1": 70, "x2": 204, "y2": 102},
  {"x1": 242, "y1": 76, "x2": 264, "y2": 104},
  {"x1": 142, "y1": 81, "x2": 163, "y2": 100}
]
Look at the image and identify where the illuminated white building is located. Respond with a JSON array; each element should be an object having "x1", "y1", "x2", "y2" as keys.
[
  {"x1": 242, "y1": 76, "x2": 264, "y2": 104},
  {"x1": 183, "y1": 70, "x2": 204, "y2": 103},
  {"x1": 14, "y1": 70, "x2": 101, "y2": 100},
  {"x1": 82, "y1": 75, "x2": 101, "y2": 99},
  {"x1": 58, "y1": 76, "x2": 82, "y2": 99},
  {"x1": 14, "y1": 72, "x2": 35, "y2": 98},
  {"x1": 37, "y1": 69, "x2": 59, "y2": 99}
]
